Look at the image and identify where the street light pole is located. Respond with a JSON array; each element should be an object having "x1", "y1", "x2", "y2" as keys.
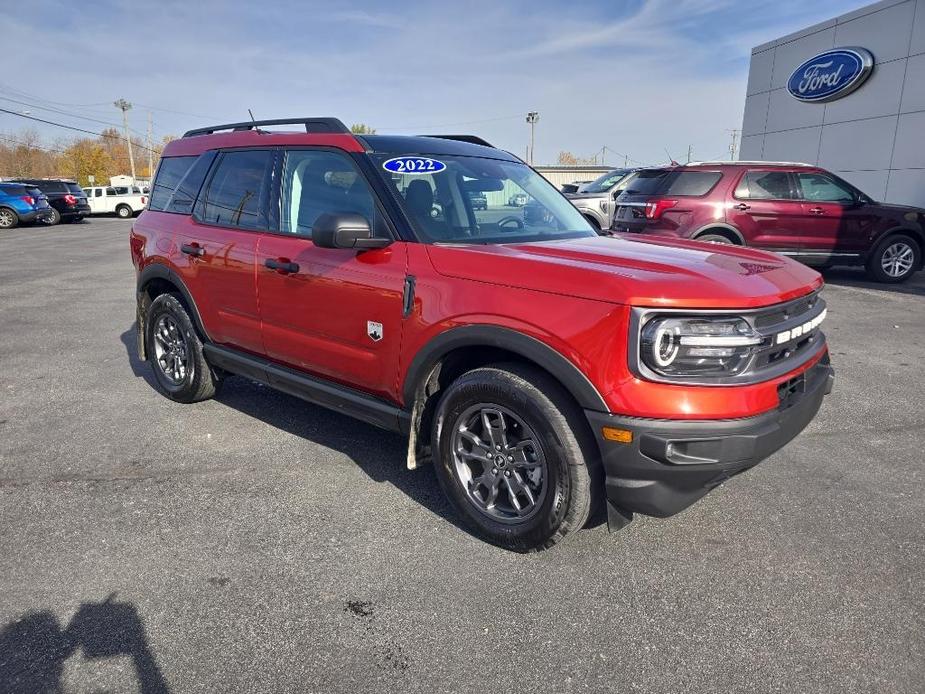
[
  {"x1": 114, "y1": 98, "x2": 137, "y2": 185},
  {"x1": 526, "y1": 111, "x2": 539, "y2": 166}
]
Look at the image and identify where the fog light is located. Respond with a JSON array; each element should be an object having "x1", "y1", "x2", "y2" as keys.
[{"x1": 602, "y1": 427, "x2": 633, "y2": 443}]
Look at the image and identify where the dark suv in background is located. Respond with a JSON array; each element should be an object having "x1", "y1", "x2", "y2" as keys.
[
  {"x1": 10, "y1": 178, "x2": 90, "y2": 225},
  {"x1": 611, "y1": 162, "x2": 925, "y2": 283}
]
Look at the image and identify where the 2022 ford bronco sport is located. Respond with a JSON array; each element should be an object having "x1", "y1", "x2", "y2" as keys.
[{"x1": 131, "y1": 117, "x2": 834, "y2": 551}]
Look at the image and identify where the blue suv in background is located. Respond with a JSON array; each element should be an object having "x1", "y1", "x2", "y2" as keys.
[{"x1": 0, "y1": 182, "x2": 53, "y2": 229}]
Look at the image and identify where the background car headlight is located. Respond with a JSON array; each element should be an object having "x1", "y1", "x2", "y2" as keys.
[{"x1": 639, "y1": 315, "x2": 765, "y2": 378}]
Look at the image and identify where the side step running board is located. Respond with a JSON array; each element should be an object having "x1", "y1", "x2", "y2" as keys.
[{"x1": 202, "y1": 344, "x2": 410, "y2": 434}]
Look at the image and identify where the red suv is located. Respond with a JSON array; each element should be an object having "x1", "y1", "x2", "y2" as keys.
[
  {"x1": 130, "y1": 119, "x2": 834, "y2": 551},
  {"x1": 611, "y1": 162, "x2": 924, "y2": 283}
]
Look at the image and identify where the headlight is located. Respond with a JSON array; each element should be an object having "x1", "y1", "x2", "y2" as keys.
[{"x1": 639, "y1": 315, "x2": 765, "y2": 378}]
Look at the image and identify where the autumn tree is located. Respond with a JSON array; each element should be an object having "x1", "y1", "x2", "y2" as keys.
[
  {"x1": 63, "y1": 139, "x2": 115, "y2": 186},
  {"x1": 350, "y1": 123, "x2": 376, "y2": 134}
]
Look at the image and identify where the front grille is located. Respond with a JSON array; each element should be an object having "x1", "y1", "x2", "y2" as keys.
[{"x1": 747, "y1": 290, "x2": 826, "y2": 380}]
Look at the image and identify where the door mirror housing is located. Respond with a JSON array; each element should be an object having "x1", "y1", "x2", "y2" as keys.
[{"x1": 312, "y1": 213, "x2": 391, "y2": 250}]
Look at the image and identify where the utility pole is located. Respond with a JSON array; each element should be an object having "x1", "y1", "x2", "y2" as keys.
[
  {"x1": 114, "y1": 98, "x2": 137, "y2": 184},
  {"x1": 687, "y1": 144, "x2": 693, "y2": 164},
  {"x1": 727, "y1": 129, "x2": 740, "y2": 161},
  {"x1": 146, "y1": 111, "x2": 154, "y2": 185},
  {"x1": 526, "y1": 111, "x2": 539, "y2": 166}
]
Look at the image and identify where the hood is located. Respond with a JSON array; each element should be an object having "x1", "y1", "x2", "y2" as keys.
[{"x1": 426, "y1": 235, "x2": 822, "y2": 309}]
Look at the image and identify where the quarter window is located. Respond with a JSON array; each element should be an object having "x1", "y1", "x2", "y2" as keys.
[
  {"x1": 795, "y1": 172, "x2": 856, "y2": 203},
  {"x1": 736, "y1": 171, "x2": 795, "y2": 200},
  {"x1": 279, "y1": 150, "x2": 377, "y2": 238},
  {"x1": 149, "y1": 156, "x2": 197, "y2": 211},
  {"x1": 198, "y1": 150, "x2": 271, "y2": 229}
]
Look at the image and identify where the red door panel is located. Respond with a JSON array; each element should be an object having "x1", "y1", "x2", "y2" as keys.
[
  {"x1": 727, "y1": 200, "x2": 805, "y2": 251},
  {"x1": 172, "y1": 216, "x2": 263, "y2": 354},
  {"x1": 256, "y1": 236, "x2": 408, "y2": 399}
]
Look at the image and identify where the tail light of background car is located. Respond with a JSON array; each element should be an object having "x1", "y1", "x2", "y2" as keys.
[
  {"x1": 141, "y1": 196, "x2": 147, "y2": 205},
  {"x1": 20, "y1": 196, "x2": 35, "y2": 206},
  {"x1": 63, "y1": 194, "x2": 77, "y2": 206},
  {"x1": 644, "y1": 199, "x2": 678, "y2": 220}
]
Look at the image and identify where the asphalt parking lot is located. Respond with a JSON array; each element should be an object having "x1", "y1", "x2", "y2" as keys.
[{"x1": 1, "y1": 217, "x2": 922, "y2": 693}]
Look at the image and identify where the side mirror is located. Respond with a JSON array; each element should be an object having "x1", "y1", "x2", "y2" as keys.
[{"x1": 312, "y1": 213, "x2": 391, "y2": 250}]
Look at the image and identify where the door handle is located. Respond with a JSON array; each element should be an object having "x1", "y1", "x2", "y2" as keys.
[
  {"x1": 733, "y1": 203, "x2": 750, "y2": 211},
  {"x1": 265, "y1": 258, "x2": 300, "y2": 274},
  {"x1": 180, "y1": 243, "x2": 204, "y2": 257},
  {"x1": 809, "y1": 206, "x2": 825, "y2": 215}
]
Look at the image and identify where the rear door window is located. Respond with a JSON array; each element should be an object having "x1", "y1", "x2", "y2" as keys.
[
  {"x1": 197, "y1": 149, "x2": 272, "y2": 230},
  {"x1": 0, "y1": 184, "x2": 28, "y2": 196},
  {"x1": 149, "y1": 156, "x2": 197, "y2": 211},
  {"x1": 735, "y1": 171, "x2": 796, "y2": 200}
]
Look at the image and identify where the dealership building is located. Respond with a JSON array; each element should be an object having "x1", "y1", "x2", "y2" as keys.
[{"x1": 741, "y1": 0, "x2": 925, "y2": 206}]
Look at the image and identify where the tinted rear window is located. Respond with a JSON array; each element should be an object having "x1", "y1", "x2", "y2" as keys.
[
  {"x1": 66, "y1": 183, "x2": 84, "y2": 195},
  {"x1": 149, "y1": 156, "x2": 197, "y2": 211},
  {"x1": 622, "y1": 170, "x2": 721, "y2": 197},
  {"x1": 165, "y1": 152, "x2": 215, "y2": 214},
  {"x1": 37, "y1": 181, "x2": 69, "y2": 193},
  {"x1": 622, "y1": 170, "x2": 670, "y2": 196},
  {"x1": 0, "y1": 184, "x2": 29, "y2": 196}
]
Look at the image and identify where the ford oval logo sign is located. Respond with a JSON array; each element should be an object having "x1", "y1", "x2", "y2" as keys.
[{"x1": 788, "y1": 47, "x2": 874, "y2": 103}]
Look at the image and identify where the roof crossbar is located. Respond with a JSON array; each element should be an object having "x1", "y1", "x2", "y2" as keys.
[{"x1": 183, "y1": 117, "x2": 351, "y2": 138}]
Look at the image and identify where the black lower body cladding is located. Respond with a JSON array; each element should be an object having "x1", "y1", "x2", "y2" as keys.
[{"x1": 586, "y1": 354, "x2": 834, "y2": 528}]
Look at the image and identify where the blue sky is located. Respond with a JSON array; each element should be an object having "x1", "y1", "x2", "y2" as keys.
[{"x1": 3, "y1": 0, "x2": 866, "y2": 166}]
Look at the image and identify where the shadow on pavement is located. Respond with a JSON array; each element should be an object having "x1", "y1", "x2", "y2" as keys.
[
  {"x1": 119, "y1": 326, "x2": 471, "y2": 538},
  {"x1": 821, "y1": 266, "x2": 925, "y2": 297},
  {"x1": 0, "y1": 594, "x2": 170, "y2": 694}
]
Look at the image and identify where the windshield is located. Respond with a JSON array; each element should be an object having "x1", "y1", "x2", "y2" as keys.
[
  {"x1": 374, "y1": 154, "x2": 596, "y2": 244},
  {"x1": 582, "y1": 169, "x2": 630, "y2": 194}
]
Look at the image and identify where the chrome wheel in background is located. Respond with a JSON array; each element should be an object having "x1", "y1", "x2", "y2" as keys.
[{"x1": 881, "y1": 241, "x2": 915, "y2": 278}]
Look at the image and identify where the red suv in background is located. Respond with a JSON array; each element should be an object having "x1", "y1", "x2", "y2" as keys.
[
  {"x1": 131, "y1": 119, "x2": 833, "y2": 551},
  {"x1": 611, "y1": 162, "x2": 924, "y2": 283}
]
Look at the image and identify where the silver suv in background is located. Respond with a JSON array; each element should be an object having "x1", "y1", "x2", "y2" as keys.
[{"x1": 563, "y1": 168, "x2": 638, "y2": 230}]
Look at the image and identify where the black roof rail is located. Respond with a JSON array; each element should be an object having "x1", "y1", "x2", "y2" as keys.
[
  {"x1": 183, "y1": 117, "x2": 351, "y2": 138},
  {"x1": 421, "y1": 134, "x2": 495, "y2": 148}
]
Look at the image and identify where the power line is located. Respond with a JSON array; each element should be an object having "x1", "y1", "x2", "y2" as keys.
[
  {"x1": 0, "y1": 107, "x2": 159, "y2": 154},
  {"x1": 0, "y1": 95, "x2": 153, "y2": 138}
]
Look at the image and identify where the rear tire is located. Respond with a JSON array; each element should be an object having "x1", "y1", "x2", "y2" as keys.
[
  {"x1": 145, "y1": 293, "x2": 221, "y2": 403},
  {"x1": 0, "y1": 208, "x2": 18, "y2": 229},
  {"x1": 866, "y1": 234, "x2": 920, "y2": 283},
  {"x1": 116, "y1": 205, "x2": 133, "y2": 219},
  {"x1": 43, "y1": 208, "x2": 61, "y2": 225},
  {"x1": 432, "y1": 363, "x2": 598, "y2": 552}
]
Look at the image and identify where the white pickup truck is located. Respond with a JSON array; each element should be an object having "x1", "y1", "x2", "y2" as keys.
[{"x1": 82, "y1": 185, "x2": 148, "y2": 218}]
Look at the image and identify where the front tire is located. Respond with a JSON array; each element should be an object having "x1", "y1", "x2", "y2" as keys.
[
  {"x1": 432, "y1": 364, "x2": 597, "y2": 552},
  {"x1": 866, "y1": 234, "x2": 920, "y2": 283},
  {"x1": 145, "y1": 293, "x2": 220, "y2": 403},
  {"x1": 116, "y1": 205, "x2": 133, "y2": 219}
]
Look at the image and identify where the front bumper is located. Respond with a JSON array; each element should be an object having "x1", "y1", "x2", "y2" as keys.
[{"x1": 586, "y1": 354, "x2": 834, "y2": 529}]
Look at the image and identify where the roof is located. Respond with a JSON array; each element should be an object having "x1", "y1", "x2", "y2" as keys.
[
  {"x1": 165, "y1": 116, "x2": 521, "y2": 162},
  {"x1": 683, "y1": 161, "x2": 814, "y2": 168}
]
